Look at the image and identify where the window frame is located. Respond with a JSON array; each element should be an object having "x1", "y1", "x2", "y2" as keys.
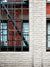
[
  {"x1": 1, "y1": 20, "x2": 8, "y2": 46},
  {"x1": 22, "y1": 20, "x2": 29, "y2": 47},
  {"x1": 0, "y1": 0, "x2": 29, "y2": 51},
  {"x1": 0, "y1": 20, "x2": 29, "y2": 51},
  {"x1": 47, "y1": 0, "x2": 50, "y2": 3},
  {"x1": 46, "y1": 20, "x2": 50, "y2": 51}
]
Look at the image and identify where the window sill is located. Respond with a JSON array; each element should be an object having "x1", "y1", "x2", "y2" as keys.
[
  {"x1": 47, "y1": 1, "x2": 50, "y2": 4},
  {"x1": 0, "y1": 46, "x2": 29, "y2": 51},
  {"x1": 46, "y1": 48, "x2": 50, "y2": 51}
]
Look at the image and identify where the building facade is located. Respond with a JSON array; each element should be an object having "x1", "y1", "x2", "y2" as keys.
[{"x1": 0, "y1": 0, "x2": 50, "y2": 67}]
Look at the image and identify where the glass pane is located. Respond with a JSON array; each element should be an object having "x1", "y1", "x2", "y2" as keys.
[
  {"x1": 4, "y1": 41, "x2": 8, "y2": 46},
  {"x1": 1, "y1": 41, "x2": 8, "y2": 46},
  {"x1": 48, "y1": 31, "x2": 50, "y2": 34},
  {"x1": 1, "y1": 0, "x2": 7, "y2": 2},
  {"x1": 48, "y1": 36, "x2": 50, "y2": 40},
  {"x1": 23, "y1": 23, "x2": 29, "y2": 32},
  {"x1": 48, "y1": 23, "x2": 50, "y2": 34},
  {"x1": 2, "y1": 26, "x2": 7, "y2": 29},
  {"x1": 3, "y1": 36, "x2": 7, "y2": 41},
  {"x1": 2, "y1": 30, "x2": 7, "y2": 34},
  {"x1": 23, "y1": 33, "x2": 29, "y2": 40},
  {"x1": 23, "y1": 30, "x2": 29, "y2": 32},
  {"x1": 47, "y1": 0, "x2": 50, "y2": 1},
  {"x1": 22, "y1": 22, "x2": 29, "y2": 47},
  {"x1": 48, "y1": 41, "x2": 50, "y2": 47},
  {"x1": 2, "y1": 23, "x2": 7, "y2": 26},
  {"x1": 23, "y1": 41, "x2": 26, "y2": 46},
  {"x1": 1, "y1": 30, "x2": 2, "y2": 34},
  {"x1": 23, "y1": 23, "x2": 29, "y2": 29},
  {"x1": 1, "y1": 22, "x2": 8, "y2": 47},
  {"x1": 1, "y1": 25, "x2": 2, "y2": 29},
  {"x1": 1, "y1": 36, "x2": 2, "y2": 41},
  {"x1": 1, "y1": 23, "x2": 7, "y2": 29}
]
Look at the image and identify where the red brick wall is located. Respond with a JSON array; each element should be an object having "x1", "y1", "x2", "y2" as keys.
[
  {"x1": 8, "y1": 21, "x2": 22, "y2": 46},
  {"x1": 47, "y1": 4, "x2": 50, "y2": 14},
  {"x1": 8, "y1": 9, "x2": 28, "y2": 46}
]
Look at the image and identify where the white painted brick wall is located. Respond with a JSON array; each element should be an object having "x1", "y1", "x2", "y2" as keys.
[
  {"x1": 31, "y1": 0, "x2": 50, "y2": 67},
  {"x1": 0, "y1": 52, "x2": 32, "y2": 67}
]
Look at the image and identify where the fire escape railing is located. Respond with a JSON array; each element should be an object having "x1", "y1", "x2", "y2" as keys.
[
  {"x1": 1, "y1": 2, "x2": 26, "y2": 4},
  {"x1": 1, "y1": 1, "x2": 29, "y2": 46}
]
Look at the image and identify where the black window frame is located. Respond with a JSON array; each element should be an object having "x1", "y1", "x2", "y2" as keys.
[
  {"x1": 0, "y1": 0, "x2": 29, "y2": 52},
  {"x1": 0, "y1": 20, "x2": 29, "y2": 51},
  {"x1": 46, "y1": 20, "x2": 50, "y2": 51}
]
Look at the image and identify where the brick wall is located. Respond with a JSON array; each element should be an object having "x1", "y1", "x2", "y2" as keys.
[{"x1": 31, "y1": 0, "x2": 50, "y2": 67}]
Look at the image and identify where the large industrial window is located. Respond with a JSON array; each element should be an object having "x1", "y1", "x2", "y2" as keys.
[
  {"x1": 46, "y1": 20, "x2": 50, "y2": 51},
  {"x1": 0, "y1": 0, "x2": 29, "y2": 51},
  {"x1": 46, "y1": 0, "x2": 50, "y2": 51}
]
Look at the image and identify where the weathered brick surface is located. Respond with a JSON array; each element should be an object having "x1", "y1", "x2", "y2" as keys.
[
  {"x1": 31, "y1": 0, "x2": 50, "y2": 67},
  {"x1": 0, "y1": 52, "x2": 32, "y2": 67}
]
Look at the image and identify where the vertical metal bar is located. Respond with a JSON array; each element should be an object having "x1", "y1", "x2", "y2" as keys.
[
  {"x1": 21, "y1": 0, "x2": 23, "y2": 51},
  {"x1": 0, "y1": 1, "x2": 1, "y2": 51},
  {"x1": 0, "y1": 0, "x2": 1, "y2": 20},
  {"x1": 11, "y1": 0, "x2": 13, "y2": 50},
  {"x1": 14, "y1": 0, "x2": 15, "y2": 51},
  {"x1": 7, "y1": 20, "x2": 8, "y2": 51},
  {"x1": 2, "y1": 1, "x2": 3, "y2": 48},
  {"x1": 7, "y1": 0, "x2": 8, "y2": 51}
]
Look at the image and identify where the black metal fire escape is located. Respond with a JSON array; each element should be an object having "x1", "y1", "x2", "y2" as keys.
[{"x1": 1, "y1": 1, "x2": 29, "y2": 47}]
